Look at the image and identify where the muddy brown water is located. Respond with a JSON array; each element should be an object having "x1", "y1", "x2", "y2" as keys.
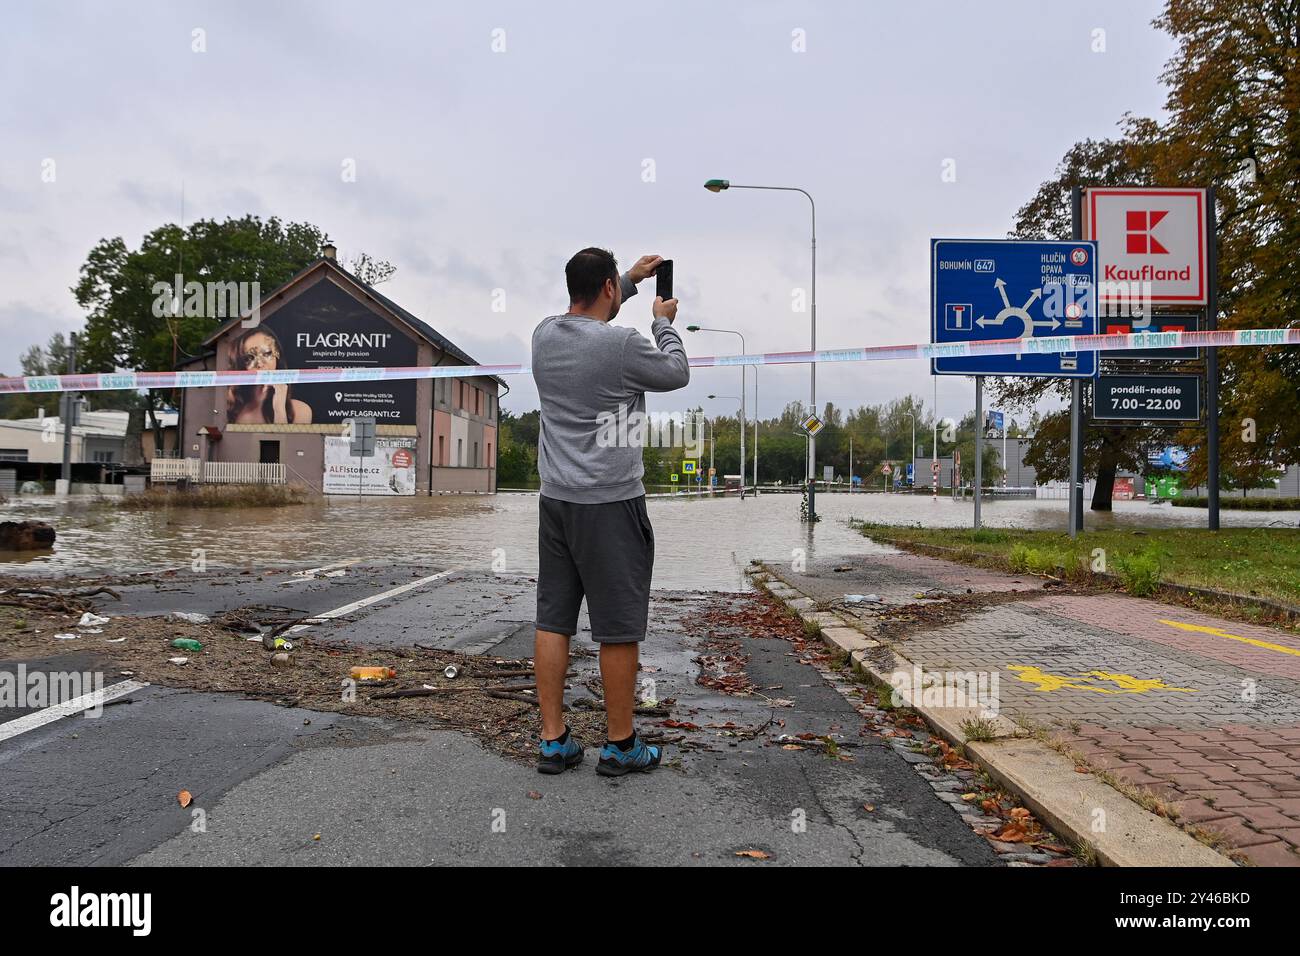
[{"x1": 2, "y1": 491, "x2": 1294, "y2": 591}]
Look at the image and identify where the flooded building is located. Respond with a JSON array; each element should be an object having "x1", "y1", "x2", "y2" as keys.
[{"x1": 176, "y1": 248, "x2": 499, "y2": 495}]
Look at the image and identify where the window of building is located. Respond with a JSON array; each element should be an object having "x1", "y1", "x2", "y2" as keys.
[
  {"x1": 0, "y1": 449, "x2": 29, "y2": 462},
  {"x1": 457, "y1": 438, "x2": 463, "y2": 466},
  {"x1": 438, "y1": 435, "x2": 445, "y2": 467},
  {"x1": 487, "y1": 442, "x2": 493, "y2": 467},
  {"x1": 473, "y1": 441, "x2": 479, "y2": 467},
  {"x1": 259, "y1": 440, "x2": 280, "y2": 464}
]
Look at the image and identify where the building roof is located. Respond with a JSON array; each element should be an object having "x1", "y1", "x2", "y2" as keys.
[
  {"x1": 0, "y1": 409, "x2": 179, "y2": 437},
  {"x1": 198, "y1": 257, "x2": 503, "y2": 384}
]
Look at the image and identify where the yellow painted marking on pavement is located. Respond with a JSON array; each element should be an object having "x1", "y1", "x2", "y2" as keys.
[
  {"x1": 1007, "y1": 665, "x2": 1196, "y2": 694},
  {"x1": 1159, "y1": 619, "x2": 1300, "y2": 659}
]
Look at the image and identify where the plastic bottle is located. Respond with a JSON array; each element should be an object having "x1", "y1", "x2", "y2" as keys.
[
  {"x1": 171, "y1": 638, "x2": 203, "y2": 652},
  {"x1": 350, "y1": 666, "x2": 396, "y2": 681}
]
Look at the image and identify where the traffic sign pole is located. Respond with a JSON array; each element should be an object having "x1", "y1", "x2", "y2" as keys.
[
  {"x1": 1206, "y1": 186, "x2": 1220, "y2": 531},
  {"x1": 974, "y1": 375, "x2": 983, "y2": 529},
  {"x1": 1070, "y1": 187, "x2": 1084, "y2": 537}
]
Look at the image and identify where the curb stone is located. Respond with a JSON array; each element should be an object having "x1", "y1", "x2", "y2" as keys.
[{"x1": 750, "y1": 562, "x2": 1235, "y2": 868}]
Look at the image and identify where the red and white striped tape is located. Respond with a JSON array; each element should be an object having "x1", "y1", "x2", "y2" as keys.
[{"x1": 1, "y1": 327, "x2": 1295, "y2": 394}]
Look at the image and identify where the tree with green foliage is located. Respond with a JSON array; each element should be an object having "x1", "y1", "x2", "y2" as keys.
[
  {"x1": 996, "y1": 0, "x2": 1300, "y2": 508},
  {"x1": 70, "y1": 215, "x2": 330, "y2": 443}
]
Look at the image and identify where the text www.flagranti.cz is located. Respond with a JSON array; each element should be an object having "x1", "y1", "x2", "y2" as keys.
[{"x1": 1114, "y1": 916, "x2": 1250, "y2": 929}]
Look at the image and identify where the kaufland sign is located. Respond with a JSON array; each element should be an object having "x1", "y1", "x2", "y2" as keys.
[{"x1": 1084, "y1": 188, "x2": 1208, "y2": 305}]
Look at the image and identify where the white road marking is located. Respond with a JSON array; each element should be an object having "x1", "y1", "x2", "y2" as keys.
[
  {"x1": 0, "y1": 679, "x2": 149, "y2": 744},
  {"x1": 283, "y1": 568, "x2": 458, "y2": 634},
  {"x1": 282, "y1": 558, "x2": 363, "y2": 583}
]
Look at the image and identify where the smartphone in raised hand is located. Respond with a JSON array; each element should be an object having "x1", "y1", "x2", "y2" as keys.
[{"x1": 655, "y1": 260, "x2": 674, "y2": 301}]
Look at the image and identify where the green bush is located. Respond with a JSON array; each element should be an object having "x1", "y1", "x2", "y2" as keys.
[
  {"x1": 969, "y1": 528, "x2": 1011, "y2": 544},
  {"x1": 1025, "y1": 548, "x2": 1061, "y2": 575},
  {"x1": 1008, "y1": 543, "x2": 1031, "y2": 572},
  {"x1": 1114, "y1": 549, "x2": 1162, "y2": 596}
]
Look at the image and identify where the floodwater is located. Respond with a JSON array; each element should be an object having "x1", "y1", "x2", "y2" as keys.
[{"x1": 2, "y1": 491, "x2": 1296, "y2": 591}]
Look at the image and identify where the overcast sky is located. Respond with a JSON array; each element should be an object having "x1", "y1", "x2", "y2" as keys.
[{"x1": 0, "y1": 0, "x2": 1174, "y2": 429}]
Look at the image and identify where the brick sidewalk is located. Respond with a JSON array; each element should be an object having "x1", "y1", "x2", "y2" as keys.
[{"x1": 767, "y1": 550, "x2": 1300, "y2": 866}]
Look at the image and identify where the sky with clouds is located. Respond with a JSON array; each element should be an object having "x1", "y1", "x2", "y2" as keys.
[{"x1": 0, "y1": 0, "x2": 1175, "y2": 428}]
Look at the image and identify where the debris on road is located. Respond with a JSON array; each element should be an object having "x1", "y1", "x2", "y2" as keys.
[
  {"x1": 350, "y1": 666, "x2": 397, "y2": 681},
  {"x1": 168, "y1": 612, "x2": 209, "y2": 625}
]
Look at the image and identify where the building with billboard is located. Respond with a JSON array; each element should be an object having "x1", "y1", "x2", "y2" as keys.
[{"x1": 176, "y1": 248, "x2": 499, "y2": 495}]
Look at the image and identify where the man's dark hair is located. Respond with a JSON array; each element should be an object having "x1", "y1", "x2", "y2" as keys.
[{"x1": 565, "y1": 247, "x2": 618, "y2": 307}]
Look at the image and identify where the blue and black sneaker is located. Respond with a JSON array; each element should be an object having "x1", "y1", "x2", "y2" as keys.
[
  {"x1": 596, "y1": 734, "x2": 662, "y2": 777},
  {"x1": 537, "y1": 729, "x2": 584, "y2": 774}
]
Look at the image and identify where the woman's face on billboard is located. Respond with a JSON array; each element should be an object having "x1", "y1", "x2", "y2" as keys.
[{"x1": 238, "y1": 331, "x2": 280, "y2": 370}]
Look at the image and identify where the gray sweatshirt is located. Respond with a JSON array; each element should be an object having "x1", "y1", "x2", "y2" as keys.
[{"x1": 532, "y1": 273, "x2": 690, "y2": 503}]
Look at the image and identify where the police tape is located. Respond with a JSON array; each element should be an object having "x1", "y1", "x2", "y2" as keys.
[{"x1": 1, "y1": 327, "x2": 1296, "y2": 394}]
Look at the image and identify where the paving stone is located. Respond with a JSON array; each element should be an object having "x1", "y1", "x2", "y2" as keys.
[{"x1": 773, "y1": 549, "x2": 1300, "y2": 864}]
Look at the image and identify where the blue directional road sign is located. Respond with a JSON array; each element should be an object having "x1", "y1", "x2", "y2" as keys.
[{"x1": 931, "y1": 239, "x2": 1098, "y2": 378}]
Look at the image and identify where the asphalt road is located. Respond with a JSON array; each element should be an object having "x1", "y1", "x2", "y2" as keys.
[{"x1": 1, "y1": 562, "x2": 998, "y2": 866}]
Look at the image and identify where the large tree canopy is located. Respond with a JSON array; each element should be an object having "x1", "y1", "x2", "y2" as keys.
[
  {"x1": 997, "y1": 0, "x2": 1300, "y2": 506},
  {"x1": 72, "y1": 215, "x2": 328, "y2": 379}
]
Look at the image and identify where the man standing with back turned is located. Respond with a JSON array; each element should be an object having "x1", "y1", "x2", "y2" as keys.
[{"x1": 531, "y1": 248, "x2": 688, "y2": 776}]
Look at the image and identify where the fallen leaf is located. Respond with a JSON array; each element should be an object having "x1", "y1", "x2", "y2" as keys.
[
  {"x1": 735, "y1": 849, "x2": 770, "y2": 860},
  {"x1": 526, "y1": 790, "x2": 542, "y2": 800},
  {"x1": 960, "y1": 793, "x2": 979, "y2": 802},
  {"x1": 981, "y1": 799, "x2": 1001, "y2": 814},
  {"x1": 992, "y1": 824, "x2": 1027, "y2": 843},
  {"x1": 1008, "y1": 807, "x2": 1032, "y2": 821},
  {"x1": 862, "y1": 804, "x2": 875, "y2": 812},
  {"x1": 177, "y1": 790, "x2": 192, "y2": 808}
]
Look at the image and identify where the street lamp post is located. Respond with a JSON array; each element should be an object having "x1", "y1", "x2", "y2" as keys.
[
  {"x1": 705, "y1": 178, "x2": 815, "y2": 519},
  {"x1": 687, "y1": 325, "x2": 749, "y2": 499}
]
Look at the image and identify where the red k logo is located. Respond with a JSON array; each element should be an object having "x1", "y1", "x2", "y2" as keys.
[{"x1": 1126, "y1": 210, "x2": 1169, "y2": 254}]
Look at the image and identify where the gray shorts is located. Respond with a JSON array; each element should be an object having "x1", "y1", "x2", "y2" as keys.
[{"x1": 535, "y1": 494, "x2": 654, "y2": 643}]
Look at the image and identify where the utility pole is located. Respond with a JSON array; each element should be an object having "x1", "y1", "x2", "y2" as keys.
[{"x1": 59, "y1": 333, "x2": 78, "y2": 494}]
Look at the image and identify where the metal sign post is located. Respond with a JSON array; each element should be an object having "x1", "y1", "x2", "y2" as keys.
[
  {"x1": 974, "y1": 376, "x2": 983, "y2": 529},
  {"x1": 346, "y1": 417, "x2": 377, "y2": 499},
  {"x1": 1206, "y1": 186, "x2": 1220, "y2": 531},
  {"x1": 1070, "y1": 187, "x2": 1085, "y2": 537}
]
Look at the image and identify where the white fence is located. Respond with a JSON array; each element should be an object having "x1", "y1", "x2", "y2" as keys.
[{"x1": 151, "y1": 458, "x2": 285, "y2": 485}]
